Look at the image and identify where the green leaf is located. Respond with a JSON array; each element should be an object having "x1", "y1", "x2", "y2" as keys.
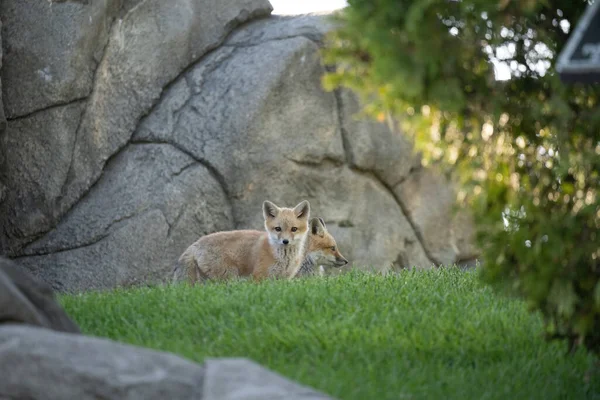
[{"x1": 548, "y1": 280, "x2": 578, "y2": 319}]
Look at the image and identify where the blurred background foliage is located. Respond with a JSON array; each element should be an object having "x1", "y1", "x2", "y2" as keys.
[{"x1": 321, "y1": 0, "x2": 600, "y2": 355}]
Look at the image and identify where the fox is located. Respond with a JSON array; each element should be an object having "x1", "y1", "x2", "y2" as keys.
[
  {"x1": 295, "y1": 217, "x2": 348, "y2": 277},
  {"x1": 171, "y1": 216, "x2": 349, "y2": 283},
  {"x1": 178, "y1": 200, "x2": 311, "y2": 283}
]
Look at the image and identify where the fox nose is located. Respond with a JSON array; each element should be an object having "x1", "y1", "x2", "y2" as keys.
[{"x1": 282, "y1": 239, "x2": 289, "y2": 245}]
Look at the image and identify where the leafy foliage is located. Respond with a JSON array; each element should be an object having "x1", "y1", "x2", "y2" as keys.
[
  {"x1": 321, "y1": 0, "x2": 600, "y2": 355},
  {"x1": 60, "y1": 270, "x2": 599, "y2": 400}
]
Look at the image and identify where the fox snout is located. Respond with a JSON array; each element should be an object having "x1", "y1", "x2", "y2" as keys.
[
  {"x1": 275, "y1": 234, "x2": 298, "y2": 246},
  {"x1": 272, "y1": 234, "x2": 298, "y2": 246},
  {"x1": 335, "y1": 256, "x2": 349, "y2": 267}
]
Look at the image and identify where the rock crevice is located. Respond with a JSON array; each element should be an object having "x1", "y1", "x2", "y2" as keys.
[
  {"x1": 5, "y1": 97, "x2": 89, "y2": 122},
  {"x1": 57, "y1": 0, "x2": 130, "y2": 209}
]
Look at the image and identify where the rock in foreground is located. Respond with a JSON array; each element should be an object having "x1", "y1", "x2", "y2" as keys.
[{"x1": 0, "y1": 324, "x2": 334, "y2": 400}]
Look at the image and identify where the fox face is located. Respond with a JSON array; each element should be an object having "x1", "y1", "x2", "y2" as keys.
[
  {"x1": 263, "y1": 200, "x2": 310, "y2": 246},
  {"x1": 308, "y1": 217, "x2": 348, "y2": 267}
]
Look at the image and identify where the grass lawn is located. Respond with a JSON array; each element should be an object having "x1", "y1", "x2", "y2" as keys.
[{"x1": 60, "y1": 268, "x2": 599, "y2": 400}]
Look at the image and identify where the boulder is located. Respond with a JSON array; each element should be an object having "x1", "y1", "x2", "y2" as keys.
[
  {"x1": 1, "y1": 102, "x2": 85, "y2": 242},
  {"x1": 0, "y1": 257, "x2": 79, "y2": 333},
  {"x1": 0, "y1": 0, "x2": 273, "y2": 255},
  {"x1": 394, "y1": 169, "x2": 480, "y2": 266},
  {"x1": 17, "y1": 144, "x2": 233, "y2": 292},
  {"x1": 203, "y1": 358, "x2": 333, "y2": 400},
  {"x1": 0, "y1": 325, "x2": 334, "y2": 400},
  {"x1": 1, "y1": 11, "x2": 477, "y2": 291},
  {"x1": 134, "y1": 15, "x2": 435, "y2": 272},
  {"x1": 337, "y1": 88, "x2": 420, "y2": 188},
  {"x1": 453, "y1": 209, "x2": 478, "y2": 264},
  {"x1": 394, "y1": 169, "x2": 459, "y2": 266},
  {"x1": 0, "y1": 0, "x2": 119, "y2": 118}
]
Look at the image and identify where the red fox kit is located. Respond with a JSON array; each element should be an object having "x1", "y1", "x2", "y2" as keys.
[
  {"x1": 296, "y1": 217, "x2": 348, "y2": 277},
  {"x1": 173, "y1": 216, "x2": 348, "y2": 283},
  {"x1": 179, "y1": 200, "x2": 310, "y2": 282}
]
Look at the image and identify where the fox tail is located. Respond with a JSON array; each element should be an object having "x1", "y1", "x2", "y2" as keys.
[{"x1": 176, "y1": 249, "x2": 207, "y2": 285}]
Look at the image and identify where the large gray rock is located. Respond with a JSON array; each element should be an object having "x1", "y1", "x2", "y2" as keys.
[
  {"x1": 0, "y1": 325, "x2": 334, "y2": 400},
  {"x1": 1, "y1": 12, "x2": 477, "y2": 291},
  {"x1": 453, "y1": 208, "x2": 479, "y2": 264},
  {"x1": 394, "y1": 169, "x2": 479, "y2": 266},
  {"x1": 394, "y1": 169, "x2": 459, "y2": 266},
  {"x1": 203, "y1": 358, "x2": 332, "y2": 399},
  {"x1": 0, "y1": 0, "x2": 273, "y2": 255},
  {"x1": 58, "y1": 0, "x2": 273, "y2": 237},
  {"x1": 337, "y1": 88, "x2": 420, "y2": 188},
  {"x1": 1, "y1": 102, "x2": 85, "y2": 241},
  {"x1": 17, "y1": 144, "x2": 233, "y2": 292},
  {"x1": 0, "y1": 257, "x2": 79, "y2": 333},
  {"x1": 0, "y1": 0, "x2": 119, "y2": 118},
  {"x1": 134, "y1": 15, "x2": 432, "y2": 272}
]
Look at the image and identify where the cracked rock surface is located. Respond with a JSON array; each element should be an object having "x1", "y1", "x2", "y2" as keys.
[
  {"x1": 0, "y1": 0, "x2": 273, "y2": 255},
  {"x1": 17, "y1": 144, "x2": 233, "y2": 292},
  {"x1": 0, "y1": 9, "x2": 476, "y2": 291},
  {"x1": 0, "y1": 257, "x2": 80, "y2": 332},
  {"x1": 0, "y1": 325, "x2": 334, "y2": 399}
]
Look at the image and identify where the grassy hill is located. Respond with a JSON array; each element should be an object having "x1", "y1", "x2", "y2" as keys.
[{"x1": 60, "y1": 268, "x2": 599, "y2": 400}]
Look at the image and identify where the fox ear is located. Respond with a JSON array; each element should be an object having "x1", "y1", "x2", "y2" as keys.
[
  {"x1": 318, "y1": 217, "x2": 327, "y2": 230},
  {"x1": 293, "y1": 200, "x2": 310, "y2": 220},
  {"x1": 263, "y1": 200, "x2": 280, "y2": 219},
  {"x1": 310, "y1": 217, "x2": 325, "y2": 237}
]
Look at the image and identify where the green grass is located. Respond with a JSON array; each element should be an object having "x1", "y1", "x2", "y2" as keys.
[{"x1": 60, "y1": 268, "x2": 599, "y2": 400}]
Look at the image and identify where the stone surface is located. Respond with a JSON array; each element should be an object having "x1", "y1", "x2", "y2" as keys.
[
  {"x1": 0, "y1": 0, "x2": 119, "y2": 118},
  {"x1": 0, "y1": 324, "x2": 205, "y2": 399},
  {"x1": 0, "y1": 16, "x2": 6, "y2": 212},
  {"x1": 0, "y1": 0, "x2": 273, "y2": 255},
  {"x1": 226, "y1": 13, "x2": 334, "y2": 46},
  {"x1": 57, "y1": 0, "x2": 273, "y2": 250},
  {"x1": 0, "y1": 16, "x2": 5, "y2": 133},
  {"x1": 0, "y1": 325, "x2": 335, "y2": 400},
  {"x1": 337, "y1": 88, "x2": 420, "y2": 188},
  {"x1": 0, "y1": 11, "x2": 477, "y2": 291},
  {"x1": 0, "y1": 257, "x2": 79, "y2": 332},
  {"x1": 17, "y1": 144, "x2": 233, "y2": 292},
  {"x1": 134, "y1": 18, "x2": 432, "y2": 272},
  {"x1": 203, "y1": 358, "x2": 333, "y2": 400},
  {"x1": 453, "y1": 208, "x2": 479, "y2": 263},
  {"x1": 0, "y1": 102, "x2": 85, "y2": 242},
  {"x1": 284, "y1": 165, "x2": 432, "y2": 271},
  {"x1": 394, "y1": 168, "x2": 479, "y2": 266},
  {"x1": 395, "y1": 169, "x2": 459, "y2": 266},
  {"x1": 133, "y1": 32, "x2": 345, "y2": 224}
]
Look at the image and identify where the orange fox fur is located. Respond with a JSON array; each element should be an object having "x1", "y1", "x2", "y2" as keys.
[
  {"x1": 179, "y1": 200, "x2": 311, "y2": 283},
  {"x1": 296, "y1": 217, "x2": 348, "y2": 276},
  {"x1": 177, "y1": 216, "x2": 349, "y2": 283}
]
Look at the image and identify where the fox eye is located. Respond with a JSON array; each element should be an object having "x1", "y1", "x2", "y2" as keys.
[
  {"x1": 275, "y1": 227, "x2": 281, "y2": 232},
  {"x1": 331, "y1": 246, "x2": 336, "y2": 251},
  {"x1": 291, "y1": 227, "x2": 297, "y2": 232}
]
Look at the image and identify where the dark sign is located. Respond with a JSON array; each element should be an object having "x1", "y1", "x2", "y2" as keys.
[{"x1": 556, "y1": 0, "x2": 600, "y2": 83}]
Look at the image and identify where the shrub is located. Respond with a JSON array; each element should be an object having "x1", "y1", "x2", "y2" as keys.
[{"x1": 321, "y1": 0, "x2": 600, "y2": 355}]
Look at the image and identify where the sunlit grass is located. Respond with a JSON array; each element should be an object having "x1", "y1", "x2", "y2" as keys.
[{"x1": 60, "y1": 268, "x2": 599, "y2": 400}]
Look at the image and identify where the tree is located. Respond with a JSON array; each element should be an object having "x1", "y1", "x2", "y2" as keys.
[{"x1": 321, "y1": 0, "x2": 600, "y2": 355}]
